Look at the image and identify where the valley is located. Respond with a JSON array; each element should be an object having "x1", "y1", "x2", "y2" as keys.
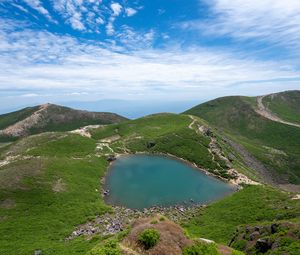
[{"x1": 0, "y1": 91, "x2": 299, "y2": 255}]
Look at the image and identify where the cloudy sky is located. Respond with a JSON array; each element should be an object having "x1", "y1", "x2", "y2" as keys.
[{"x1": 1, "y1": 0, "x2": 300, "y2": 115}]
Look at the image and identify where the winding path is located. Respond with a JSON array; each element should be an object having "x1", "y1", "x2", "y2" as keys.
[{"x1": 256, "y1": 96, "x2": 300, "y2": 128}]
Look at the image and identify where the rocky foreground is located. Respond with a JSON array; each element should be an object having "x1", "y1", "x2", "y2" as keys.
[{"x1": 66, "y1": 204, "x2": 205, "y2": 240}]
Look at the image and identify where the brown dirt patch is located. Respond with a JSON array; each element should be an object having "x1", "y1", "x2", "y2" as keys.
[
  {"x1": 123, "y1": 216, "x2": 192, "y2": 255},
  {"x1": 218, "y1": 244, "x2": 233, "y2": 255},
  {"x1": 0, "y1": 199, "x2": 16, "y2": 209},
  {"x1": 52, "y1": 178, "x2": 67, "y2": 192}
]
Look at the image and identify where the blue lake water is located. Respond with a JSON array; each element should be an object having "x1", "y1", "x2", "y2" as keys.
[{"x1": 104, "y1": 154, "x2": 235, "y2": 209}]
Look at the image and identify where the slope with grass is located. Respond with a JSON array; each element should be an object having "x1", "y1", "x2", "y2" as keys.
[
  {"x1": 184, "y1": 92, "x2": 300, "y2": 187},
  {"x1": 0, "y1": 112, "x2": 249, "y2": 254},
  {"x1": 90, "y1": 113, "x2": 244, "y2": 178},
  {"x1": 0, "y1": 109, "x2": 299, "y2": 255},
  {"x1": 183, "y1": 185, "x2": 300, "y2": 254},
  {"x1": 0, "y1": 133, "x2": 112, "y2": 254},
  {"x1": 262, "y1": 90, "x2": 300, "y2": 125},
  {"x1": 0, "y1": 103, "x2": 127, "y2": 142}
]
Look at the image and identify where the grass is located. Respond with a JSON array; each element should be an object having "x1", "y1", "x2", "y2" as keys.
[
  {"x1": 182, "y1": 185, "x2": 300, "y2": 244},
  {"x1": 185, "y1": 94, "x2": 300, "y2": 184},
  {"x1": 0, "y1": 106, "x2": 39, "y2": 130},
  {"x1": 262, "y1": 90, "x2": 300, "y2": 125},
  {"x1": 92, "y1": 113, "x2": 227, "y2": 172},
  {"x1": 0, "y1": 104, "x2": 127, "y2": 142},
  {"x1": 0, "y1": 134, "x2": 111, "y2": 255},
  {"x1": 1, "y1": 111, "x2": 299, "y2": 254},
  {"x1": 27, "y1": 134, "x2": 97, "y2": 157}
]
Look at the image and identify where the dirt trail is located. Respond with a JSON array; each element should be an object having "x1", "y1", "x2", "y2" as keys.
[
  {"x1": 188, "y1": 115, "x2": 197, "y2": 129},
  {"x1": 256, "y1": 96, "x2": 300, "y2": 128}
]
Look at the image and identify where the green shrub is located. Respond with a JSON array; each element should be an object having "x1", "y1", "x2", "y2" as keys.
[
  {"x1": 138, "y1": 229, "x2": 160, "y2": 250},
  {"x1": 151, "y1": 220, "x2": 158, "y2": 224},
  {"x1": 159, "y1": 216, "x2": 166, "y2": 221},
  {"x1": 231, "y1": 250, "x2": 245, "y2": 255},
  {"x1": 182, "y1": 242, "x2": 220, "y2": 255},
  {"x1": 87, "y1": 239, "x2": 121, "y2": 255},
  {"x1": 231, "y1": 239, "x2": 247, "y2": 251}
]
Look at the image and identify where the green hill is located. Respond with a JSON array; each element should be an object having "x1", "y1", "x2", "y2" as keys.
[
  {"x1": 262, "y1": 90, "x2": 300, "y2": 125},
  {"x1": 184, "y1": 91, "x2": 300, "y2": 186},
  {"x1": 0, "y1": 103, "x2": 299, "y2": 254},
  {"x1": 0, "y1": 113, "x2": 241, "y2": 254},
  {"x1": 0, "y1": 104, "x2": 127, "y2": 142}
]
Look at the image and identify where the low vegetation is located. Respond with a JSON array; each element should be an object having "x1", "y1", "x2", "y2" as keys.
[
  {"x1": 87, "y1": 239, "x2": 121, "y2": 255},
  {"x1": 185, "y1": 92, "x2": 300, "y2": 185},
  {"x1": 138, "y1": 229, "x2": 160, "y2": 250},
  {"x1": 182, "y1": 241, "x2": 220, "y2": 255},
  {"x1": 183, "y1": 185, "x2": 300, "y2": 244},
  {"x1": 0, "y1": 94, "x2": 299, "y2": 254},
  {"x1": 0, "y1": 104, "x2": 127, "y2": 142},
  {"x1": 262, "y1": 90, "x2": 300, "y2": 125}
]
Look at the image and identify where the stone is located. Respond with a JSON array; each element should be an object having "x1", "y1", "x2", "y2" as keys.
[
  {"x1": 146, "y1": 141, "x2": 156, "y2": 149},
  {"x1": 249, "y1": 231, "x2": 260, "y2": 241},
  {"x1": 255, "y1": 238, "x2": 271, "y2": 253},
  {"x1": 271, "y1": 223, "x2": 279, "y2": 234},
  {"x1": 107, "y1": 155, "x2": 116, "y2": 162}
]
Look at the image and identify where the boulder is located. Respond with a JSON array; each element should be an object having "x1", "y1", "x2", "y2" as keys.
[
  {"x1": 146, "y1": 141, "x2": 156, "y2": 149},
  {"x1": 255, "y1": 238, "x2": 271, "y2": 253},
  {"x1": 107, "y1": 155, "x2": 116, "y2": 162}
]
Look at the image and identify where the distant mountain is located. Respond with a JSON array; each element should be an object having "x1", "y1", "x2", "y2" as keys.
[
  {"x1": 0, "y1": 103, "x2": 127, "y2": 141},
  {"x1": 61, "y1": 99, "x2": 202, "y2": 119},
  {"x1": 184, "y1": 90, "x2": 300, "y2": 188}
]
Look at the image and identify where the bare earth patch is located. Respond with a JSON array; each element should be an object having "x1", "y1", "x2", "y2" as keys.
[
  {"x1": 0, "y1": 199, "x2": 16, "y2": 209},
  {"x1": 52, "y1": 178, "x2": 67, "y2": 193}
]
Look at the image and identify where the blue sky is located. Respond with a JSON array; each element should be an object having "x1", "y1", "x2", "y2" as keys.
[{"x1": 1, "y1": 0, "x2": 300, "y2": 113}]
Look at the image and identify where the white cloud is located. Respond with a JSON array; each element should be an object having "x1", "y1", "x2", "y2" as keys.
[
  {"x1": 1, "y1": 24, "x2": 300, "y2": 102},
  {"x1": 23, "y1": 0, "x2": 56, "y2": 23},
  {"x1": 182, "y1": 0, "x2": 300, "y2": 53},
  {"x1": 125, "y1": 7, "x2": 137, "y2": 17},
  {"x1": 116, "y1": 26, "x2": 155, "y2": 48},
  {"x1": 110, "y1": 2, "x2": 122, "y2": 16},
  {"x1": 20, "y1": 93, "x2": 39, "y2": 97},
  {"x1": 106, "y1": 21, "x2": 115, "y2": 35}
]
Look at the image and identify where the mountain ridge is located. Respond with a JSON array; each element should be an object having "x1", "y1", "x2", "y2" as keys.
[
  {"x1": 184, "y1": 90, "x2": 300, "y2": 189},
  {"x1": 0, "y1": 103, "x2": 127, "y2": 141}
]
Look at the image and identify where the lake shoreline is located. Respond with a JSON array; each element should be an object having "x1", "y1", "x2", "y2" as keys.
[{"x1": 102, "y1": 152, "x2": 238, "y2": 210}]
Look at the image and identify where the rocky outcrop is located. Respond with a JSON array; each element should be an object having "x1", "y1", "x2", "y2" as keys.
[
  {"x1": 66, "y1": 204, "x2": 206, "y2": 240},
  {"x1": 229, "y1": 222, "x2": 300, "y2": 254}
]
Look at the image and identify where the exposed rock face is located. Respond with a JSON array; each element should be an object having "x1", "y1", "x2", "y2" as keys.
[
  {"x1": 229, "y1": 222, "x2": 300, "y2": 254},
  {"x1": 0, "y1": 104, "x2": 49, "y2": 137}
]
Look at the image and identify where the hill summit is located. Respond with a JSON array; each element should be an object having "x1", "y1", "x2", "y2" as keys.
[{"x1": 0, "y1": 103, "x2": 127, "y2": 140}]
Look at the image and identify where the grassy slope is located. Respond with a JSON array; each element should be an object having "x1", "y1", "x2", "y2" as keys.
[
  {"x1": 91, "y1": 113, "x2": 230, "y2": 173},
  {"x1": 0, "y1": 134, "x2": 111, "y2": 255},
  {"x1": 263, "y1": 90, "x2": 300, "y2": 125},
  {"x1": 183, "y1": 185, "x2": 300, "y2": 244},
  {"x1": 1, "y1": 113, "x2": 299, "y2": 254},
  {"x1": 0, "y1": 106, "x2": 40, "y2": 130},
  {"x1": 0, "y1": 104, "x2": 127, "y2": 142},
  {"x1": 184, "y1": 95, "x2": 300, "y2": 184},
  {"x1": 0, "y1": 113, "x2": 237, "y2": 254}
]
